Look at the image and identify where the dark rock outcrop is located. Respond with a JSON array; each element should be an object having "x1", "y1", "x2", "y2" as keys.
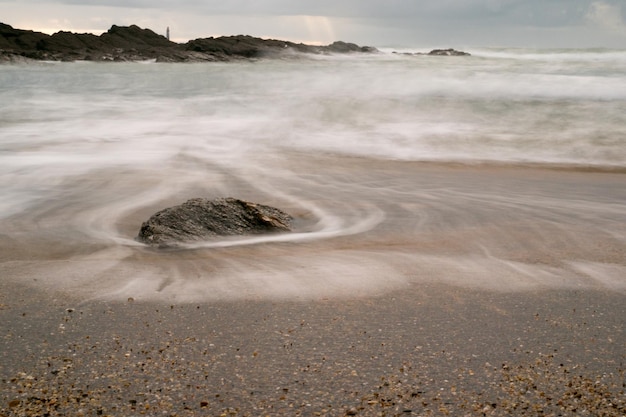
[
  {"x1": 326, "y1": 41, "x2": 378, "y2": 54},
  {"x1": 184, "y1": 36, "x2": 378, "y2": 60},
  {"x1": 137, "y1": 198, "x2": 292, "y2": 246},
  {"x1": 392, "y1": 48, "x2": 471, "y2": 57},
  {"x1": 427, "y1": 48, "x2": 470, "y2": 56},
  {"x1": 0, "y1": 22, "x2": 378, "y2": 62},
  {"x1": 0, "y1": 23, "x2": 180, "y2": 61}
]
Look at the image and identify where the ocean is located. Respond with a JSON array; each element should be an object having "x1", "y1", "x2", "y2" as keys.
[{"x1": 1, "y1": 48, "x2": 625, "y2": 301}]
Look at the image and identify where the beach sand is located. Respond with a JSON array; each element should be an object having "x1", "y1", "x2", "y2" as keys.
[
  {"x1": 1, "y1": 161, "x2": 625, "y2": 416},
  {"x1": 1, "y1": 282, "x2": 624, "y2": 416}
]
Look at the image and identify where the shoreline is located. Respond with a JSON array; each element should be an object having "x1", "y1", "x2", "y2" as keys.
[
  {"x1": 1, "y1": 159, "x2": 625, "y2": 300},
  {"x1": 285, "y1": 152, "x2": 626, "y2": 174},
  {"x1": 1, "y1": 159, "x2": 625, "y2": 415}
]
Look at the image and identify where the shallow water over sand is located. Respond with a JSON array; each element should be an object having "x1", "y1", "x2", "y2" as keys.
[
  {"x1": 1, "y1": 52, "x2": 625, "y2": 301},
  {"x1": 1, "y1": 155, "x2": 624, "y2": 301}
]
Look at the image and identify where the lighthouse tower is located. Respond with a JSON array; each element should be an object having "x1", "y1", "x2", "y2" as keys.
[{"x1": 166, "y1": 27, "x2": 170, "y2": 41}]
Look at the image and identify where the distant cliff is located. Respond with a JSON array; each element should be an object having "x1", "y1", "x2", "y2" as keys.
[{"x1": 0, "y1": 23, "x2": 378, "y2": 62}]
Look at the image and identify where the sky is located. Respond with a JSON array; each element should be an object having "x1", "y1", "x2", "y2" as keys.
[{"x1": 2, "y1": 0, "x2": 626, "y2": 48}]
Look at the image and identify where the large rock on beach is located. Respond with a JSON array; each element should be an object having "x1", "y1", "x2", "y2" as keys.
[{"x1": 137, "y1": 198, "x2": 292, "y2": 246}]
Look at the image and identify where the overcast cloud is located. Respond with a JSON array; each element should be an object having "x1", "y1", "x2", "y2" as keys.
[{"x1": 2, "y1": 0, "x2": 625, "y2": 48}]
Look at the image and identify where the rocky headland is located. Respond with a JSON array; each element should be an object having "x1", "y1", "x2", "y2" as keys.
[{"x1": 0, "y1": 22, "x2": 378, "y2": 62}]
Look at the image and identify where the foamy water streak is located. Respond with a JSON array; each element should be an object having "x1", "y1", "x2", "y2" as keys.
[
  {"x1": 1, "y1": 49, "x2": 625, "y2": 301},
  {"x1": 179, "y1": 206, "x2": 385, "y2": 249}
]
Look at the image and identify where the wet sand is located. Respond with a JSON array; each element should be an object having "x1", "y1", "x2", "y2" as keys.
[
  {"x1": 1, "y1": 282, "x2": 625, "y2": 416},
  {"x1": 1, "y1": 160, "x2": 625, "y2": 415}
]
